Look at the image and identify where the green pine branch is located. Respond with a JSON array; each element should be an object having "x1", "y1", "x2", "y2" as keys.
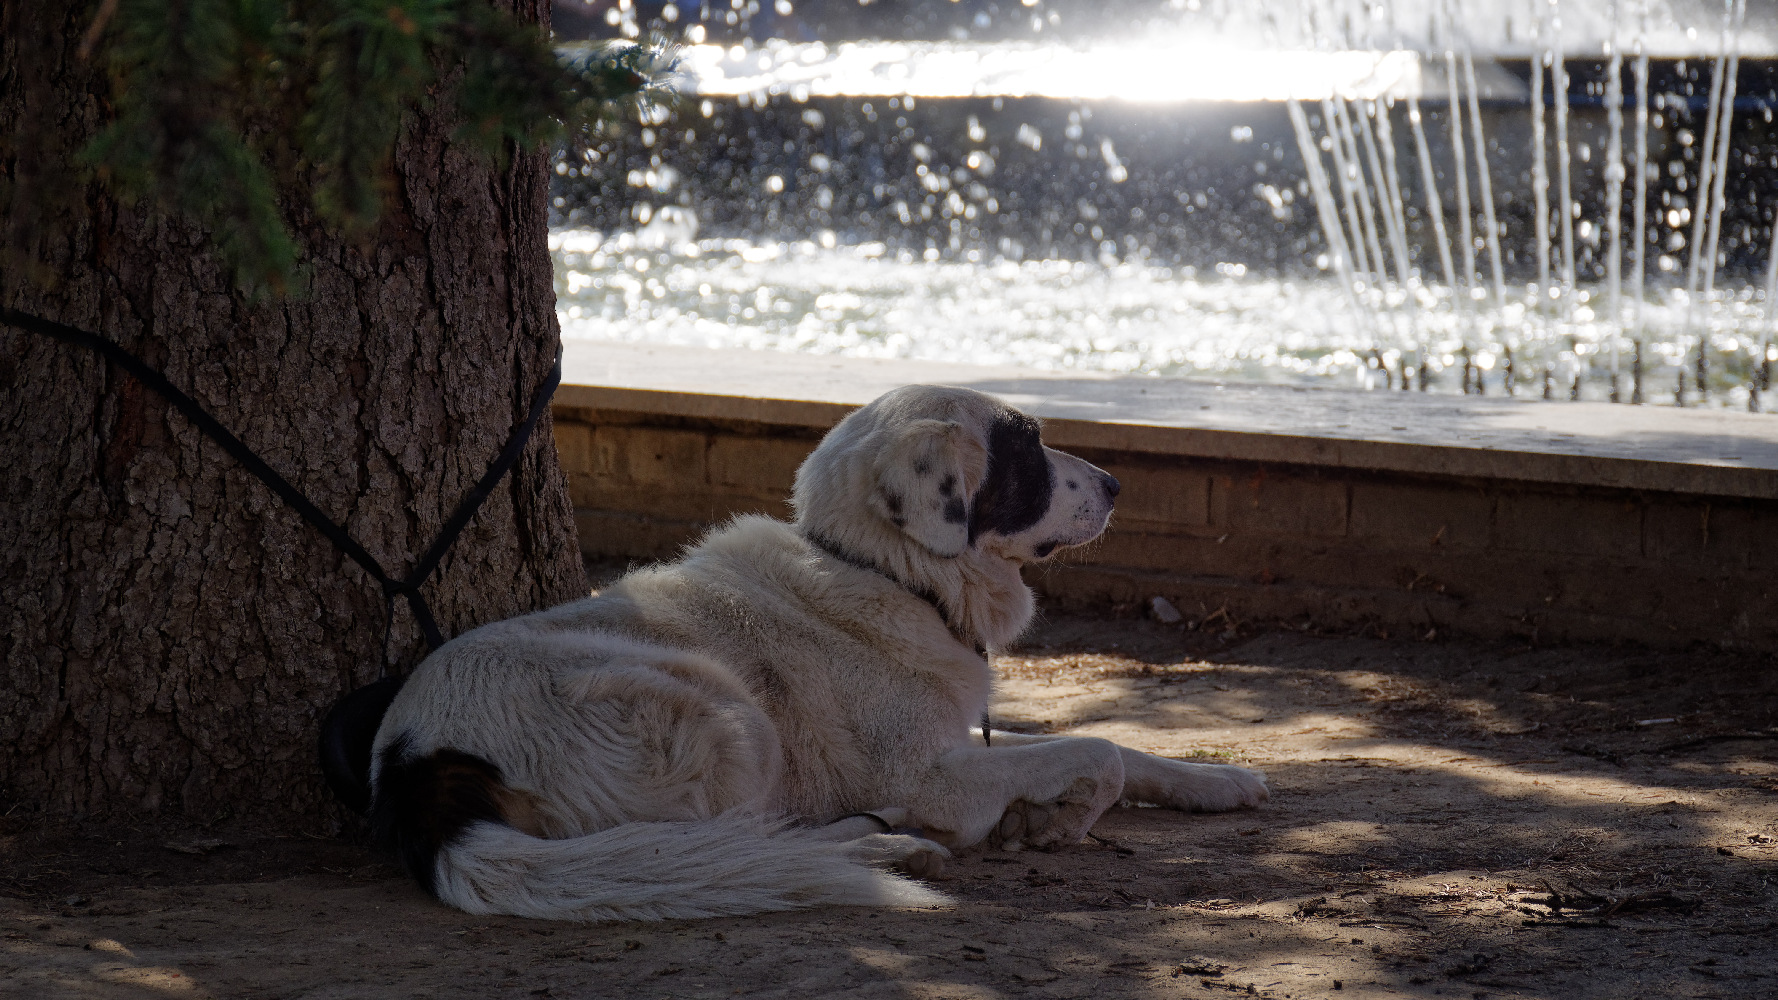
[{"x1": 80, "y1": 0, "x2": 678, "y2": 296}]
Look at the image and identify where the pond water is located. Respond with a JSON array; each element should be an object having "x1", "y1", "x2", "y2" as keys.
[{"x1": 552, "y1": 226, "x2": 1772, "y2": 399}]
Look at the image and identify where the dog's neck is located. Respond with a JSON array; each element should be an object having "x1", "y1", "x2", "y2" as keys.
[{"x1": 802, "y1": 526, "x2": 1034, "y2": 655}]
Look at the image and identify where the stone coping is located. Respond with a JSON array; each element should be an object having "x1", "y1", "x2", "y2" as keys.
[{"x1": 557, "y1": 340, "x2": 1778, "y2": 501}]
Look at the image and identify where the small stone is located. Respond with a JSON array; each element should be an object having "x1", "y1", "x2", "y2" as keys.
[
  {"x1": 162, "y1": 838, "x2": 234, "y2": 856},
  {"x1": 63, "y1": 895, "x2": 88, "y2": 907},
  {"x1": 1172, "y1": 956, "x2": 1225, "y2": 976},
  {"x1": 1149, "y1": 596, "x2": 1183, "y2": 624}
]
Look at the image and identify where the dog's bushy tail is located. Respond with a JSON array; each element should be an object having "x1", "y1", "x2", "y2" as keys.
[
  {"x1": 371, "y1": 734, "x2": 945, "y2": 922},
  {"x1": 435, "y1": 815, "x2": 946, "y2": 922}
]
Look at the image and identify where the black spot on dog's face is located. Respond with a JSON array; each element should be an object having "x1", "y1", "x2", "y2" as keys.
[
  {"x1": 939, "y1": 475, "x2": 957, "y2": 497},
  {"x1": 943, "y1": 497, "x2": 967, "y2": 523},
  {"x1": 914, "y1": 459, "x2": 931, "y2": 476},
  {"x1": 883, "y1": 490, "x2": 907, "y2": 527},
  {"x1": 968, "y1": 408, "x2": 1053, "y2": 544}
]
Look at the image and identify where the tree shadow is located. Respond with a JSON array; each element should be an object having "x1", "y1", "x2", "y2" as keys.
[
  {"x1": 6, "y1": 620, "x2": 1773, "y2": 999},
  {"x1": 964, "y1": 619, "x2": 1778, "y2": 996}
]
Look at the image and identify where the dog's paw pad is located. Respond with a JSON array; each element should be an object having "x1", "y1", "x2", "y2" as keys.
[
  {"x1": 898, "y1": 846, "x2": 946, "y2": 880},
  {"x1": 995, "y1": 784, "x2": 1104, "y2": 852},
  {"x1": 996, "y1": 808, "x2": 1025, "y2": 843}
]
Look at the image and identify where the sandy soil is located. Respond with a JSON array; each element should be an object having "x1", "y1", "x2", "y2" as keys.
[{"x1": 5, "y1": 613, "x2": 1776, "y2": 1000}]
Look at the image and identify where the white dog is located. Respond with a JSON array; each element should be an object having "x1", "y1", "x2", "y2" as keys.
[{"x1": 362, "y1": 385, "x2": 1268, "y2": 921}]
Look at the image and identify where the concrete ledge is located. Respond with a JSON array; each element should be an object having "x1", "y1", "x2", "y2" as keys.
[
  {"x1": 562, "y1": 341, "x2": 1778, "y2": 500},
  {"x1": 553, "y1": 341, "x2": 1778, "y2": 650}
]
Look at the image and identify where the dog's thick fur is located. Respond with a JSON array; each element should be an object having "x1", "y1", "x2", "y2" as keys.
[{"x1": 364, "y1": 385, "x2": 1268, "y2": 921}]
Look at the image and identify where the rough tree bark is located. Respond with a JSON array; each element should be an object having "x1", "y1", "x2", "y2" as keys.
[{"x1": 0, "y1": 0, "x2": 588, "y2": 826}]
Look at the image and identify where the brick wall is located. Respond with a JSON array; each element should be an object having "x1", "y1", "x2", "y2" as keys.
[
  {"x1": 553, "y1": 407, "x2": 823, "y2": 561},
  {"x1": 552, "y1": 404, "x2": 1778, "y2": 650}
]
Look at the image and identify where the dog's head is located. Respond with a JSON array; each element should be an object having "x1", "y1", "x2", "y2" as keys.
[{"x1": 792, "y1": 386, "x2": 1119, "y2": 564}]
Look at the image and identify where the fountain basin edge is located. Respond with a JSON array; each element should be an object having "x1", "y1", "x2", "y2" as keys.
[{"x1": 554, "y1": 340, "x2": 1778, "y2": 650}]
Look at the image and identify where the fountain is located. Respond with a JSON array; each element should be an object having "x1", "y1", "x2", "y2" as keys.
[{"x1": 549, "y1": 0, "x2": 1778, "y2": 408}]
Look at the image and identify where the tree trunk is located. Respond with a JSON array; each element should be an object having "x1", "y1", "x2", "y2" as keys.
[{"x1": 0, "y1": 0, "x2": 587, "y2": 827}]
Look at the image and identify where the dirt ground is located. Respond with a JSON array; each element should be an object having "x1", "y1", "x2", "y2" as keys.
[{"x1": 5, "y1": 612, "x2": 1776, "y2": 1000}]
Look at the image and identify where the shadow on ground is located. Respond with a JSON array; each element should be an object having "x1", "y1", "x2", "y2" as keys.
[{"x1": 3, "y1": 613, "x2": 1774, "y2": 999}]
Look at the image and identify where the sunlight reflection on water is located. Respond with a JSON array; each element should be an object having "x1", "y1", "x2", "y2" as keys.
[
  {"x1": 555, "y1": 231, "x2": 1375, "y2": 383},
  {"x1": 552, "y1": 229, "x2": 1771, "y2": 403}
]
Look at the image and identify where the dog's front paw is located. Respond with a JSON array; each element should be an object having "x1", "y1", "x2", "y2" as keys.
[
  {"x1": 1143, "y1": 760, "x2": 1269, "y2": 812},
  {"x1": 994, "y1": 775, "x2": 1113, "y2": 852}
]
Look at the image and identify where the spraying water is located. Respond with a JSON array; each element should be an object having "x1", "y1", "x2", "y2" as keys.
[
  {"x1": 1696, "y1": 0, "x2": 1748, "y2": 404},
  {"x1": 1551, "y1": 0, "x2": 1579, "y2": 331},
  {"x1": 1529, "y1": 7, "x2": 1553, "y2": 320},
  {"x1": 1604, "y1": 0, "x2": 1626, "y2": 400},
  {"x1": 1331, "y1": 98, "x2": 1389, "y2": 294},
  {"x1": 1630, "y1": 0, "x2": 1652, "y2": 403},
  {"x1": 1287, "y1": 98, "x2": 1371, "y2": 338},
  {"x1": 552, "y1": 3, "x2": 1778, "y2": 410},
  {"x1": 1363, "y1": 99, "x2": 1427, "y2": 387},
  {"x1": 1462, "y1": 55, "x2": 1508, "y2": 307},
  {"x1": 1765, "y1": 213, "x2": 1778, "y2": 411},
  {"x1": 1406, "y1": 98, "x2": 1456, "y2": 297},
  {"x1": 1441, "y1": 47, "x2": 1477, "y2": 306}
]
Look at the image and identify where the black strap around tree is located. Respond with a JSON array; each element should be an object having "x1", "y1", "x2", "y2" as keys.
[{"x1": 2, "y1": 305, "x2": 561, "y2": 660}]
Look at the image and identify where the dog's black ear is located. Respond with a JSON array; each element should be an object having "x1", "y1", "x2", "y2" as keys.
[{"x1": 872, "y1": 418, "x2": 986, "y2": 557}]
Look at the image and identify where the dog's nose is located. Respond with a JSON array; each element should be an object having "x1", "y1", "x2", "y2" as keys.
[{"x1": 1100, "y1": 473, "x2": 1121, "y2": 499}]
